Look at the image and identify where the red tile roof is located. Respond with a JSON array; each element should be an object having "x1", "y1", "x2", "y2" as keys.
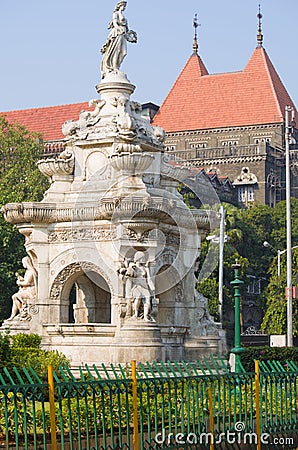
[
  {"x1": 153, "y1": 47, "x2": 298, "y2": 132},
  {"x1": 0, "y1": 102, "x2": 91, "y2": 141}
]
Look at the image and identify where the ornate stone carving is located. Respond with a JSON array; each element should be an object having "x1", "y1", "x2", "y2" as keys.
[
  {"x1": 48, "y1": 228, "x2": 117, "y2": 243},
  {"x1": 50, "y1": 262, "x2": 114, "y2": 300},
  {"x1": 135, "y1": 118, "x2": 165, "y2": 145},
  {"x1": 155, "y1": 250, "x2": 177, "y2": 271},
  {"x1": 29, "y1": 304, "x2": 39, "y2": 315},
  {"x1": 62, "y1": 99, "x2": 106, "y2": 139},
  {"x1": 109, "y1": 95, "x2": 165, "y2": 145},
  {"x1": 1, "y1": 199, "x2": 210, "y2": 232},
  {"x1": 109, "y1": 151, "x2": 154, "y2": 173},
  {"x1": 233, "y1": 167, "x2": 258, "y2": 185},
  {"x1": 118, "y1": 302, "x2": 128, "y2": 318},
  {"x1": 122, "y1": 228, "x2": 180, "y2": 246},
  {"x1": 165, "y1": 232, "x2": 180, "y2": 247},
  {"x1": 191, "y1": 209, "x2": 212, "y2": 230},
  {"x1": 1, "y1": 203, "x2": 101, "y2": 224},
  {"x1": 111, "y1": 95, "x2": 138, "y2": 140},
  {"x1": 98, "y1": 196, "x2": 178, "y2": 222},
  {"x1": 100, "y1": 1, "x2": 137, "y2": 79},
  {"x1": 150, "y1": 297, "x2": 159, "y2": 320},
  {"x1": 19, "y1": 229, "x2": 32, "y2": 246},
  {"x1": 5, "y1": 256, "x2": 38, "y2": 322},
  {"x1": 113, "y1": 142, "x2": 141, "y2": 154},
  {"x1": 37, "y1": 149, "x2": 75, "y2": 180},
  {"x1": 117, "y1": 252, "x2": 157, "y2": 321},
  {"x1": 193, "y1": 291, "x2": 219, "y2": 336},
  {"x1": 175, "y1": 282, "x2": 184, "y2": 302},
  {"x1": 161, "y1": 157, "x2": 191, "y2": 182},
  {"x1": 84, "y1": 150, "x2": 110, "y2": 180}
]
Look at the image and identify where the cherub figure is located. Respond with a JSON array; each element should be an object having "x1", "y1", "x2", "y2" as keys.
[{"x1": 118, "y1": 251, "x2": 155, "y2": 321}]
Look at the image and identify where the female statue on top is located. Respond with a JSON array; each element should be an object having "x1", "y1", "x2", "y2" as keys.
[{"x1": 100, "y1": 1, "x2": 137, "y2": 79}]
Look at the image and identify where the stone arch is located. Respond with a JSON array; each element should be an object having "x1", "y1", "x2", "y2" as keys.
[{"x1": 50, "y1": 262, "x2": 113, "y2": 323}]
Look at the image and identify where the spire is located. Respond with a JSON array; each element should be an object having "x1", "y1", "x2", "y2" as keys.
[
  {"x1": 193, "y1": 14, "x2": 200, "y2": 54},
  {"x1": 257, "y1": 4, "x2": 263, "y2": 47}
]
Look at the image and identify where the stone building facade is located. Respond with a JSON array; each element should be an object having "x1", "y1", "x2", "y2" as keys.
[
  {"x1": 162, "y1": 130, "x2": 286, "y2": 207},
  {"x1": 152, "y1": 15, "x2": 298, "y2": 208}
]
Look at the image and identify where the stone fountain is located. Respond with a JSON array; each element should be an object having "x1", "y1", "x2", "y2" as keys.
[{"x1": 0, "y1": 1, "x2": 225, "y2": 365}]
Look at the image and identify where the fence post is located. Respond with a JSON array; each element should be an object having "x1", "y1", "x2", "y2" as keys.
[
  {"x1": 255, "y1": 360, "x2": 261, "y2": 450},
  {"x1": 131, "y1": 360, "x2": 139, "y2": 450},
  {"x1": 48, "y1": 365, "x2": 58, "y2": 450},
  {"x1": 208, "y1": 387, "x2": 215, "y2": 450}
]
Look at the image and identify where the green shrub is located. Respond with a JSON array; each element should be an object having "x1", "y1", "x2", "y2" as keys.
[
  {"x1": 0, "y1": 393, "x2": 33, "y2": 438},
  {"x1": 241, "y1": 346, "x2": 298, "y2": 372},
  {"x1": 11, "y1": 347, "x2": 70, "y2": 381},
  {"x1": 0, "y1": 331, "x2": 12, "y2": 369},
  {"x1": 11, "y1": 333, "x2": 42, "y2": 349},
  {"x1": 0, "y1": 333, "x2": 70, "y2": 381}
]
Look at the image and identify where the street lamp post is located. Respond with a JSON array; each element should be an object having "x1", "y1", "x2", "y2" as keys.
[
  {"x1": 263, "y1": 241, "x2": 281, "y2": 277},
  {"x1": 263, "y1": 241, "x2": 298, "y2": 280},
  {"x1": 285, "y1": 105, "x2": 295, "y2": 347},
  {"x1": 231, "y1": 260, "x2": 245, "y2": 373},
  {"x1": 218, "y1": 205, "x2": 225, "y2": 324},
  {"x1": 206, "y1": 205, "x2": 227, "y2": 324}
]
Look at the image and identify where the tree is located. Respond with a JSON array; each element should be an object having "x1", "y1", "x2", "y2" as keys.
[
  {"x1": 197, "y1": 202, "x2": 250, "y2": 328},
  {"x1": 0, "y1": 117, "x2": 49, "y2": 321},
  {"x1": 196, "y1": 200, "x2": 298, "y2": 338},
  {"x1": 261, "y1": 248, "x2": 298, "y2": 337}
]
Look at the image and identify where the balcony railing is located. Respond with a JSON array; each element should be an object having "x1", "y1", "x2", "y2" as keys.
[
  {"x1": 166, "y1": 143, "x2": 280, "y2": 163},
  {"x1": 43, "y1": 140, "x2": 66, "y2": 156}
]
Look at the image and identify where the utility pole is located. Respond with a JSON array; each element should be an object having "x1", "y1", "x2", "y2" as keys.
[
  {"x1": 218, "y1": 205, "x2": 225, "y2": 324},
  {"x1": 285, "y1": 105, "x2": 294, "y2": 347}
]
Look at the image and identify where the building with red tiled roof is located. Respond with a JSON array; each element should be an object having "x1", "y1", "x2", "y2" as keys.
[
  {"x1": 152, "y1": 12, "x2": 298, "y2": 207},
  {"x1": 0, "y1": 102, "x2": 91, "y2": 154},
  {"x1": 153, "y1": 48, "x2": 297, "y2": 133}
]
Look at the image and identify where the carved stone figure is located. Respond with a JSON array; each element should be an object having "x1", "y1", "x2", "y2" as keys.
[
  {"x1": 7, "y1": 256, "x2": 37, "y2": 321},
  {"x1": 118, "y1": 252, "x2": 155, "y2": 321},
  {"x1": 111, "y1": 95, "x2": 137, "y2": 139},
  {"x1": 62, "y1": 99, "x2": 106, "y2": 138},
  {"x1": 194, "y1": 291, "x2": 219, "y2": 336},
  {"x1": 100, "y1": 1, "x2": 137, "y2": 79}
]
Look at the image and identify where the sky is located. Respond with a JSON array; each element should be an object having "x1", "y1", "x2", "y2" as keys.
[{"x1": 0, "y1": 0, "x2": 297, "y2": 112}]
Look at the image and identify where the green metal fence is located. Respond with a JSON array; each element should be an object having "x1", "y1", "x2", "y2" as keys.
[{"x1": 0, "y1": 357, "x2": 297, "y2": 450}]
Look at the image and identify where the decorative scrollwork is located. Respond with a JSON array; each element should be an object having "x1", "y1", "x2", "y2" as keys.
[{"x1": 241, "y1": 326, "x2": 265, "y2": 335}]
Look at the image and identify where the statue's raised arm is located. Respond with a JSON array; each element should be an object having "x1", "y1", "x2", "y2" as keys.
[{"x1": 100, "y1": 1, "x2": 137, "y2": 79}]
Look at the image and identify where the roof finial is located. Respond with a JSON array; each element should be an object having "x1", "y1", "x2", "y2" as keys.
[
  {"x1": 257, "y1": 4, "x2": 263, "y2": 47},
  {"x1": 193, "y1": 14, "x2": 200, "y2": 54}
]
